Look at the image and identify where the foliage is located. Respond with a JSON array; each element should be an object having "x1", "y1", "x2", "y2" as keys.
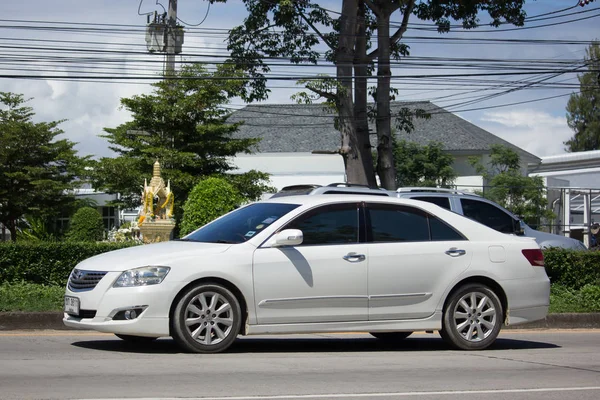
[
  {"x1": 469, "y1": 144, "x2": 554, "y2": 226},
  {"x1": 0, "y1": 92, "x2": 87, "y2": 241},
  {"x1": 16, "y1": 215, "x2": 56, "y2": 242},
  {"x1": 0, "y1": 241, "x2": 139, "y2": 286},
  {"x1": 228, "y1": 170, "x2": 274, "y2": 201},
  {"x1": 543, "y1": 248, "x2": 600, "y2": 290},
  {"x1": 228, "y1": 1, "x2": 527, "y2": 188},
  {"x1": 565, "y1": 41, "x2": 600, "y2": 151},
  {"x1": 89, "y1": 64, "x2": 272, "y2": 225},
  {"x1": 180, "y1": 177, "x2": 243, "y2": 236},
  {"x1": 549, "y1": 284, "x2": 600, "y2": 313},
  {"x1": 65, "y1": 207, "x2": 104, "y2": 242},
  {"x1": 0, "y1": 281, "x2": 64, "y2": 312},
  {"x1": 392, "y1": 140, "x2": 456, "y2": 187}
]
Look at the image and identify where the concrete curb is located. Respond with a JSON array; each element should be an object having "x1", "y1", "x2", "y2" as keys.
[{"x1": 1, "y1": 312, "x2": 599, "y2": 331}]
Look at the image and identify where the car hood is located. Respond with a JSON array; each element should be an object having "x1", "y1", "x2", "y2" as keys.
[
  {"x1": 523, "y1": 225, "x2": 587, "y2": 250},
  {"x1": 74, "y1": 241, "x2": 234, "y2": 272}
]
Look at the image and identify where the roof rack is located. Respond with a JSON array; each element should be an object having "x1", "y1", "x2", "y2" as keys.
[
  {"x1": 327, "y1": 182, "x2": 382, "y2": 189},
  {"x1": 279, "y1": 184, "x2": 323, "y2": 191},
  {"x1": 396, "y1": 187, "x2": 480, "y2": 196}
]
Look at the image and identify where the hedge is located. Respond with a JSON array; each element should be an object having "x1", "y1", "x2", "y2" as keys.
[
  {"x1": 0, "y1": 243, "x2": 598, "y2": 290},
  {"x1": 543, "y1": 248, "x2": 600, "y2": 289},
  {"x1": 0, "y1": 242, "x2": 139, "y2": 286}
]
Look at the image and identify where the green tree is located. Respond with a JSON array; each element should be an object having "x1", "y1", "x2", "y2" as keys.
[
  {"x1": 228, "y1": 0, "x2": 527, "y2": 189},
  {"x1": 65, "y1": 207, "x2": 104, "y2": 242},
  {"x1": 393, "y1": 141, "x2": 456, "y2": 188},
  {"x1": 565, "y1": 41, "x2": 600, "y2": 152},
  {"x1": 180, "y1": 177, "x2": 243, "y2": 236},
  {"x1": 0, "y1": 92, "x2": 85, "y2": 242},
  {"x1": 470, "y1": 145, "x2": 554, "y2": 227},
  {"x1": 90, "y1": 64, "x2": 273, "y2": 226}
]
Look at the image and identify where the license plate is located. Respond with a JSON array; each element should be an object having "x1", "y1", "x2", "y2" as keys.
[{"x1": 64, "y1": 296, "x2": 80, "y2": 315}]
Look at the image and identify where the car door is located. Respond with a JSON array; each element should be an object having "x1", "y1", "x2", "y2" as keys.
[
  {"x1": 365, "y1": 203, "x2": 473, "y2": 320},
  {"x1": 253, "y1": 202, "x2": 369, "y2": 324}
]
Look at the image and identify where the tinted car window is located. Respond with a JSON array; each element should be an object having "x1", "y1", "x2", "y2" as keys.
[
  {"x1": 285, "y1": 203, "x2": 359, "y2": 245},
  {"x1": 429, "y1": 216, "x2": 466, "y2": 241},
  {"x1": 367, "y1": 204, "x2": 429, "y2": 242},
  {"x1": 460, "y1": 198, "x2": 516, "y2": 234},
  {"x1": 412, "y1": 196, "x2": 452, "y2": 210},
  {"x1": 184, "y1": 203, "x2": 300, "y2": 243}
]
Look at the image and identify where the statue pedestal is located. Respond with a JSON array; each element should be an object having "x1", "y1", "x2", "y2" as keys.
[{"x1": 139, "y1": 219, "x2": 175, "y2": 244}]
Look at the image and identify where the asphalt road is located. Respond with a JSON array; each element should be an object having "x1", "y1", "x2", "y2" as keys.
[{"x1": 0, "y1": 330, "x2": 598, "y2": 400}]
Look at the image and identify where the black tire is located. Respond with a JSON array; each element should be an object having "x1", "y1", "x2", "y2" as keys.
[
  {"x1": 114, "y1": 334, "x2": 158, "y2": 343},
  {"x1": 441, "y1": 283, "x2": 503, "y2": 350},
  {"x1": 172, "y1": 283, "x2": 242, "y2": 354},
  {"x1": 370, "y1": 331, "x2": 413, "y2": 341}
]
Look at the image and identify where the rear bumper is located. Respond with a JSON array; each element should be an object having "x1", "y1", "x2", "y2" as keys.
[{"x1": 507, "y1": 305, "x2": 549, "y2": 326}]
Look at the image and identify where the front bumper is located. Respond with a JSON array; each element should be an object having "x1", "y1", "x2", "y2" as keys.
[{"x1": 62, "y1": 271, "x2": 182, "y2": 337}]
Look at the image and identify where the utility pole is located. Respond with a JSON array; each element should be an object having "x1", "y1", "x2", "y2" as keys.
[{"x1": 165, "y1": 0, "x2": 178, "y2": 77}]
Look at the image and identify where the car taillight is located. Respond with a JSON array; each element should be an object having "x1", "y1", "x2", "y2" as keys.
[{"x1": 522, "y1": 249, "x2": 544, "y2": 267}]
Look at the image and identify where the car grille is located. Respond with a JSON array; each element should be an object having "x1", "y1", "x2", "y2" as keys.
[{"x1": 68, "y1": 269, "x2": 108, "y2": 292}]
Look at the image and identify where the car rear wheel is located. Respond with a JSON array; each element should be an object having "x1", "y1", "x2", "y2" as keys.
[
  {"x1": 172, "y1": 283, "x2": 242, "y2": 353},
  {"x1": 441, "y1": 283, "x2": 502, "y2": 350},
  {"x1": 370, "y1": 332, "x2": 413, "y2": 341},
  {"x1": 114, "y1": 334, "x2": 157, "y2": 343}
]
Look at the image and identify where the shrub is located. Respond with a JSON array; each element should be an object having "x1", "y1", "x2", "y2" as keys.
[
  {"x1": 65, "y1": 207, "x2": 104, "y2": 242},
  {"x1": 0, "y1": 241, "x2": 139, "y2": 286},
  {"x1": 180, "y1": 176, "x2": 243, "y2": 236},
  {"x1": 543, "y1": 248, "x2": 600, "y2": 289}
]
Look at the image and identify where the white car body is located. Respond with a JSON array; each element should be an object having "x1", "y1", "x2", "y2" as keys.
[{"x1": 64, "y1": 195, "x2": 550, "y2": 352}]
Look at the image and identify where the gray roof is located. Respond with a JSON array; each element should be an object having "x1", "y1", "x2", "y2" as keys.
[{"x1": 228, "y1": 101, "x2": 540, "y2": 163}]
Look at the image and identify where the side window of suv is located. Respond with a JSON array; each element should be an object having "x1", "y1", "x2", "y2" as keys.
[
  {"x1": 460, "y1": 198, "x2": 516, "y2": 234},
  {"x1": 285, "y1": 203, "x2": 359, "y2": 245},
  {"x1": 411, "y1": 196, "x2": 452, "y2": 210}
]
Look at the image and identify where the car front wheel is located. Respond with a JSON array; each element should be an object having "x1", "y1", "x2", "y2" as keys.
[
  {"x1": 172, "y1": 283, "x2": 242, "y2": 353},
  {"x1": 441, "y1": 284, "x2": 502, "y2": 350}
]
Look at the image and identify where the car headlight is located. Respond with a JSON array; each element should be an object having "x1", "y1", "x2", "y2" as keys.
[{"x1": 113, "y1": 266, "x2": 171, "y2": 287}]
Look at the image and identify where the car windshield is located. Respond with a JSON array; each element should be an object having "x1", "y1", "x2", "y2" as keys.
[{"x1": 182, "y1": 202, "x2": 300, "y2": 244}]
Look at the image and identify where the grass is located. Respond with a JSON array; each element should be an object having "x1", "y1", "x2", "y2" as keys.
[
  {"x1": 0, "y1": 282, "x2": 64, "y2": 312},
  {"x1": 549, "y1": 284, "x2": 600, "y2": 313},
  {"x1": 1, "y1": 282, "x2": 599, "y2": 313}
]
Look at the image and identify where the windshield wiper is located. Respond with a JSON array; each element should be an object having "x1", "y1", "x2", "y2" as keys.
[{"x1": 214, "y1": 240, "x2": 239, "y2": 244}]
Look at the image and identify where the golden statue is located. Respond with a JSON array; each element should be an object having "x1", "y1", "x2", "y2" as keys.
[
  {"x1": 139, "y1": 160, "x2": 174, "y2": 225},
  {"x1": 138, "y1": 160, "x2": 175, "y2": 243}
]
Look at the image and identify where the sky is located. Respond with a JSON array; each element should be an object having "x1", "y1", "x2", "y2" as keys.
[{"x1": 1, "y1": 0, "x2": 598, "y2": 160}]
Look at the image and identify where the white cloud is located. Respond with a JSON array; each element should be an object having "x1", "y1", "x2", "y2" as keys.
[{"x1": 477, "y1": 109, "x2": 574, "y2": 158}]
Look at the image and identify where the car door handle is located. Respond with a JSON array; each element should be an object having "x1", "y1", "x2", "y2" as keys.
[
  {"x1": 445, "y1": 248, "x2": 466, "y2": 257},
  {"x1": 343, "y1": 252, "x2": 366, "y2": 262}
]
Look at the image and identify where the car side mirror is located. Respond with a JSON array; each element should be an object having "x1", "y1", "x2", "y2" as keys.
[{"x1": 271, "y1": 229, "x2": 304, "y2": 247}]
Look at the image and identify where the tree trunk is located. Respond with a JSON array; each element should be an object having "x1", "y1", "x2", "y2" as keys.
[
  {"x1": 354, "y1": 1, "x2": 376, "y2": 187},
  {"x1": 337, "y1": 0, "x2": 377, "y2": 187},
  {"x1": 375, "y1": 10, "x2": 396, "y2": 190}
]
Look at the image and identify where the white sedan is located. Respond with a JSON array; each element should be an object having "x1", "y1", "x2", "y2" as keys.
[{"x1": 63, "y1": 195, "x2": 550, "y2": 353}]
